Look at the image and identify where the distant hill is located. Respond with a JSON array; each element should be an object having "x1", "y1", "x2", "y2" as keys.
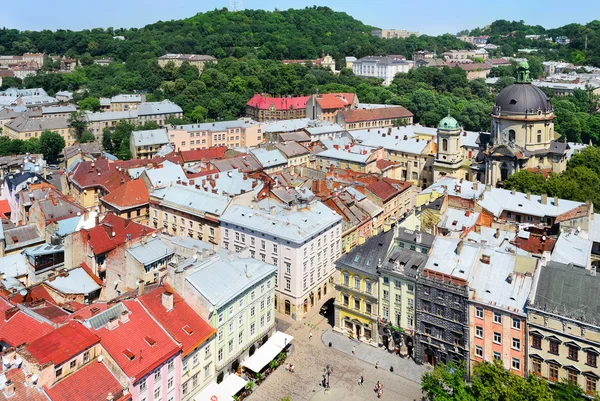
[{"x1": 0, "y1": 6, "x2": 470, "y2": 63}]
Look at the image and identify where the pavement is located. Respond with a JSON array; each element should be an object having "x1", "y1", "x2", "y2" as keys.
[{"x1": 247, "y1": 296, "x2": 426, "y2": 401}]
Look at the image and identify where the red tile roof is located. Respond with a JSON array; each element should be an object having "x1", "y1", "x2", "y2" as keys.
[
  {"x1": 7, "y1": 285, "x2": 53, "y2": 305},
  {"x1": 28, "y1": 303, "x2": 70, "y2": 324},
  {"x1": 26, "y1": 321, "x2": 100, "y2": 366},
  {"x1": 512, "y1": 235, "x2": 557, "y2": 255},
  {"x1": 366, "y1": 178, "x2": 412, "y2": 203},
  {"x1": 69, "y1": 159, "x2": 130, "y2": 193},
  {"x1": 45, "y1": 360, "x2": 124, "y2": 401},
  {"x1": 340, "y1": 106, "x2": 413, "y2": 123},
  {"x1": 84, "y1": 214, "x2": 152, "y2": 255},
  {"x1": 90, "y1": 299, "x2": 180, "y2": 380},
  {"x1": 555, "y1": 204, "x2": 590, "y2": 223},
  {"x1": 376, "y1": 159, "x2": 400, "y2": 171},
  {"x1": 100, "y1": 180, "x2": 149, "y2": 211},
  {"x1": 139, "y1": 284, "x2": 215, "y2": 356},
  {"x1": 247, "y1": 94, "x2": 310, "y2": 111},
  {"x1": 0, "y1": 199, "x2": 10, "y2": 218},
  {"x1": 0, "y1": 368, "x2": 48, "y2": 401},
  {"x1": 315, "y1": 93, "x2": 356, "y2": 110},
  {"x1": 113, "y1": 154, "x2": 184, "y2": 169},
  {"x1": 181, "y1": 146, "x2": 228, "y2": 163},
  {"x1": 0, "y1": 297, "x2": 53, "y2": 347}
]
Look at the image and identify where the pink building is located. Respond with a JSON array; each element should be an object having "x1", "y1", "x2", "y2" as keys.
[
  {"x1": 167, "y1": 120, "x2": 263, "y2": 152},
  {"x1": 468, "y1": 249, "x2": 536, "y2": 377}
]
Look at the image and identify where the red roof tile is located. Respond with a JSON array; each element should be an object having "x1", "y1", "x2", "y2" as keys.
[
  {"x1": 45, "y1": 360, "x2": 124, "y2": 401},
  {"x1": 315, "y1": 93, "x2": 356, "y2": 110},
  {"x1": 28, "y1": 303, "x2": 70, "y2": 325},
  {"x1": 84, "y1": 214, "x2": 152, "y2": 255},
  {"x1": 90, "y1": 299, "x2": 180, "y2": 380},
  {"x1": 340, "y1": 106, "x2": 413, "y2": 123},
  {"x1": 0, "y1": 199, "x2": 11, "y2": 218},
  {"x1": 512, "y1": 235, "x2": 557, "y2": 255},
  {"x1": 7, "y1": 285, "x2": 53, "y2": 305},
  {"x1": 139, "y1": 284, "x2": 215, "y2": 356},
  {"x1": 0, "y1": 297, "x2": 54, "y2": 347},
  {"x1": 26, "y1": 321, "x2": 100, "y2": 366},
  {"x1": 69, "y1": 159, "x2": 130, "y2": 193},
  {"x1": 366, "y1": 178, "x2": 412, "y2": 203},
  {"x1": 376, "y1": 159, "x2": 400, "y2": 171},
  {"x1": 247, "y1": 94, "x2": 310, "y2": 111},
  {"x1": 180, "y1": 146, "x2": 228, "y2": 163},
  {"x1": 0, "y1": 369, "x2": 48, "y2": 401},
  {"x1": 100, "y1": 180, "x2": 149, "y2": 210}
]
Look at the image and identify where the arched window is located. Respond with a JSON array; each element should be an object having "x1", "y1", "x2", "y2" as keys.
[
  {"x1": 508, "y1": 130, "x2": 516, "y2": 142},
  {"x1": 442, "y1": 138, "x2": 448, "y2": 152},
  {"x1": 537, "y1": 130, "x2": 542, "y2": 143}
]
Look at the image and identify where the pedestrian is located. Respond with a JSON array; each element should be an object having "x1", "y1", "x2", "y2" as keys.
[
  {"x1": 352, "y1": 345, "x2": 356, "y2": 355},
  {"x1": 309, "y1": 331, "x2": 313, "y2": 341},
  {"x1": 290, "y1": 364, "x2": 295, "y2": 373},
  {"x1": 360, "y1": 376, "x2": 364, "y2": 386},
  {"x1": 375, "y1": 381, "x2": 380, "y2": 392},
  {"x1": 375, "y1": 360, "x2": 379, "y2": 369}
]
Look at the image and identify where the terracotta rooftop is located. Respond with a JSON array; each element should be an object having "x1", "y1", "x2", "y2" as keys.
[
  {"x1": 139, "y1": 284, "x2": 215, "y2": 356},
  {"x1": 26, "y1": 321, "x2": 100, "y2": 366},
  {"x1": 0, "y1": 368, "x2": 48, "y2": 401},
  {"x1": 44, "y1": 359, "x2": 125, "y2": 401},
  {"x1": 339, "y1": 106, "x2": 413, "y2": 123},
  {"x1": 100, "y1": 179, "x2": 149, "y2": 211},
  {"x1": 366, "y1": 178, "x2": 412, "y2": 203},
  {"x1": 512, "y1": 234, "x2": 557, "y2": 255},
  {"x1": 180, "y1": 146, "x2": 228, "y2": 163},
  {"x1": 376, "y1": 159, "x2": 400, "y2": 171},
  {"x1": 84, "y1": 214, "x2": 151, "y2": 255},
  {"x1": 69, "y1": 159, "x2": 130, "y2": 193},
  {"x1": 247, "y1": 94, "x2": 310, "y2": 111},
  {"x1": 0, "y1": 199, "x2": 10, "y2": 218},
  {"x1": 315, "y1": 93, "x2": 356, "y2": 110},
  {"x1": 0, "y1": 297, "x2": 54, "y2": 348},
  {"x1": 90, "y1": 299, "x2": 180, "y2": 380}
]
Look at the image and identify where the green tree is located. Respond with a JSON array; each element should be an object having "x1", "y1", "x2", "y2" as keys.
[
  {"x1": 23, "y1": 138, "x2": 41, "y2": 154},
  {"x1": 421, "y1": 363, "x2": 473, "y2": 401},
  {"x1": 68, "y1": 111, "x2": 88, "y2": 140},
  {"x1": 189, "y1": 105, "x2": 208, "y2": 123},
  {"x1": 503, "y1": 170, "x2": 548, "y2": 194},
  {"x1": 79, "y1": 132, "x2": 96, "y2": 143},
  {"x1": 39, "y1": 130, "x2": 66, "y2": 163},
  {"x1": 78, "y1": 97, "x2": 101, "y2": 111},
  {"x1": 102, "y1": 128, "x2": 113, "y2": 153}
]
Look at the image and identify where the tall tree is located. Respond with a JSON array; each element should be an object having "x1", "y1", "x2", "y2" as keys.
[{"x1": 39, "y1": 131, "x2": 66, "y2": 163}]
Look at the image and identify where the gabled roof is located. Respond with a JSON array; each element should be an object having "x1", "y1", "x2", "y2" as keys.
[
  {"x1": 84, "y1": 214, "x2": 151, "y2": 255},
  {"x1": 88, "y1": 299, "x2": 180, "y2": 380},
  {"x1": 35, "y1": 195, "x2": 86, "y2": 223},
  {"x1": 337, "y1": 229, "x2": 395, "y2": 275},
  {"x1": 246, "y1": 94, "x2": 310, "y2": 111},
  {"x1": 139, "y1": 284, "x2": 215, "y2": 355},
  {"x1": 274, "y1": 141, "x2": 309, "y2": 158},
  {"x1": 0, "y1": 297, "x2": 53, "y2": 347},
  {"x1": 366, "y1": 178, "x2": 412, "y2": 203},
  {"x1": 69, "y1": 159, "x2": 130, "y2": 192},
  {"x1": 101, "y1": 179, "x2": 149, "y2": 210},
  {"x1": 180, "y1": 146, "x2": 228, "y2": 163},
  {"x1": 26, "y1": 321, "x2": 100, "y2": 366},
  {"x1": 44, "y1": 359, "x2": 124, "y2": 401},
  {"x1": 315, "y1": 93, "x2": 356, "y2": 109},
  {"x1": 339, "y1": 106, "x2": 413, "y2": 123}
]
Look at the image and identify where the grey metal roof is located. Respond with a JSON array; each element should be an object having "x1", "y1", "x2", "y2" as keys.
[
  {"x1": 131, "y1": 128, "x2": 169, "y2": 147},
  {"x1": 274, "y1": 142, "x2": 309, "y2": 158},
  {"x1": 4, "y1": 224, "x2": 44, "y2": 250},
  {"x1": 186, "y1": 250, "x2": 276, "y2": 309},
  {"x1": 5, "y1": 115, "x2": 70, "y2": 132},
  {"x1": 126, "y1": 237, "x2": 175, "y2": 265},
  {"x1": 493, "y1": 83, "x2": 553, "y2": 116},
  {"x1": 24, "y1": 243, "x2": 64, "y2": 257},
  {"x1": 382, "y1": 245, "x2": 429, "y2": 279},
  {"x1": 151, "y1": 183, "x2": 231, "y2": 217},
  {"x1": 86, "y1": 303, "x2": 128, "y2": 330},
  {"x1": 396, "y1": 228, "x2": 435, "y2": 247},
  {"x1": 45, "y1": 267, "x2": 101, "y2": 295},
  {"x1": 337, "y1": 229, "x2": 395, "y2": 275},
  {"x1": 249, "y1": 148, "x2": 287, "y2": 168},
  {"x1": 532, "y1": 261, "x2": 600, "y2": 324},
  {"x1": 137, "y1": 101, "x2": 182, "y2": 116},
  {"x1": 169, "y1": 119, "x2": 256, "y2": 132}
]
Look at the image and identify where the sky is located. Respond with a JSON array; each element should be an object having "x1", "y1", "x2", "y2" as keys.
[{"x1": 3, "y1": 0, "x2": 598, "y2": 35}]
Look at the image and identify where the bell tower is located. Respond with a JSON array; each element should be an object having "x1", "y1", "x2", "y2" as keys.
[{"x1": 433, "y1": 115, "x2": 465, "y2": 181}]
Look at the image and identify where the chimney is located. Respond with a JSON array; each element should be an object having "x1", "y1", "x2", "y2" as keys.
[
  {"x1": 106, "y1": 393, "x2": 114, "y2": 401},
  {"x1": 137, "y1": 279, "x2": 145, "y2": 296},
  {"x1": 162, "y1": 291, "x2": 174, "y2": 311},
  {"x1": 472, "y1": 182, "x2": 478, "y2": 190},
  {"x1": 120, "y1": 310, "x2": 130, "y2": 323},
  {"x1": 541, "y1": 193, "x2": 548, "y2": 205},
  {"x1": 107, "y1": 316, "x2": 119, "y2": 330},
  {"x1": 507, "y1": 273, "x2": 513, "y2": 284},
  {"x1": 527, "y1": 191, "x2": 531, "y2": 200},
  {"x1": 481, "y1": 254, "x2": 491, "y2": 264},
  {"x1": 554, "y1": 195, "x2": 558, "y2": 206},
  {"x1": 4, "y1": 380, "x2": 14, "y2": 397},
  {"x1": 511, "y1": 188, "x2": 516, "y2": 195},
  {"x1": 415, "y1": 232, "x2": 422, "y2": 244}
]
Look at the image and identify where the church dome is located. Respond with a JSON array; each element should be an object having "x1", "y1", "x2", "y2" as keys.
[{"x1": 438, "y1": 115, "x2": 460, "y2": 130}]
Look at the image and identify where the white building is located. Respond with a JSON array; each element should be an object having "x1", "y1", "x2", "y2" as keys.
[
  {"x1": 352, "y1": 55, "x2": 413, "y2": 86},
  {"x1": 220, "y1": 199, "x2": 342, "y2": 320}
]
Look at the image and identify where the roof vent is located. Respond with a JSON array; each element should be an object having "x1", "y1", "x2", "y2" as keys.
[{"x1": 123, "y1": 349, "x2": 135, "y2": 360}]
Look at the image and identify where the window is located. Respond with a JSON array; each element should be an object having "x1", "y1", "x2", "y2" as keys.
[
  {"x1": 193, "y1": 353, "x2": 199, "y2": 366},
  {"x1": 512, "y1": 338, "x2": 521, "y2": 350},
  {"x1": 70, "y1": 360, "x2": 76, "y2": 369},
  {"x1": 205, "y1": 346, "x2": 211, "y2": 359},
  {"x1": 285, "y1": 278, "x2": 291, "y2": 291},
  {"x1": 395, "y1": 294, "x2": 402, "y2": 303},
  {"x1": 383, "y1": 277, "x2": 389, "y2": 285},
  {"x1": 343, "y1": 294, "x2": 349, "y2": 306},
  {"x1": 218, "y1": 348, "x2": 223, "y2": 361},
  {"x1": 493, "y1": 352, "x2": 501, "y2": 361},
  {"x1": 423, "y1": 286, "x2": 430, "y2": 296},
  {"x1": 365, "y1": 281, "x2": 372, "y2": 294},
  {"x1": 239, "y1": 330, "x2": 244, "y2": 344},
  {"x1": 218, "y1": 313, "x2": 224, "y2": 324},
  {"x1": 229, "y1": 339, "x2": 234, "y2": 352},
  {"x1": 354, "y1": 277, "x2": 361, "y2": 289},
  {"x1": 250, "y1": 306, "x2": 255, "y2": 317},
  {"x1": 239, "y1": 298, "x2": 244, "y2": 308},
  {"x1": 493, "y1": 332, "x2": 502, "y2": 344},
  {"x1": 218, "y1": 330, "x2": 224, "y2": 342},
  {"x1": 83, "y1": 351, "x2": 90, "y2": 363},
  {"x1": 261, "y1": 240, "x2": 266, "y2": 250},
  {"x1": 475, "y1": 326, "x2": 483, "y2": 338},
  {"x1": 476, "y1": 307, "x2": 483, "y2": 319},
  {"x1": 475, "y1": 346, "x2": 483, "y2": 357},
  {"x1": 567, "y1": 369, "x2": 578, "y2": 385},
  {"x1": 183, "y1": 382, "x2": 188, "y2": 395},
  {"x1": 549, "y1": 340, "x2": 560, "y2": 355},
  {"x1": 587, "y1": 352, "x2": 598, "y2": 368},
  {"x1": 168, "y1": 377, "x2": 174, "y2": 389},
  {"x1": 354, "y1": 298, "x2": 360, "y2": 310},
  {"x1": 285, "y1": 262, "x2": 291, "y2": 274},
  {"x1": 511, "y1": 358, "x2": 520, "y2": 371},
  {"x1": 238, "y1": 314, "x2": 243, "y2": 325},
  {"x1": 260, "y1": 316, "x2": 265, "y2": 327},
  {"x1": 154, "y1": 388, "x2": 161, "y2": 399},
  {"x1": 154, "y1": 370, "x2": 161, "y2": 381},
  {"x1": 250, "y1": 322, "x2": 256, "y2": 336},
  {"x1": 383, "y1": 306, "x2": 389, "y2": 319},
  {"x1": 531, "y1": 335, "x2": 542, "y2": 349},
  {"x1": 55, "y1": 367, "x2": 63, "y2": 377},
  {"x1": 365, "y1": 303, "x2": 372, "y2": 314},
  {"x1": 586, "y1": 377, "x2": 597, "y2": 395},
  {"x1": 204, "y1": 363, "x2": 211, "y2": 379},
  {"x1": 139, "y1": 378, "x2": 147, "y2": 391},
  {"x1": 549, "y1": 364, "x2": 559, "y2": 382},
  {"x1": 532, "y1": 359, "x2": 542, "y2": 376},
  {"x1": 493, "y1": 312, "x2": 502, "y2": 324},
  {"x1": 408, "y1": 298, "x2": 414, "y2": 308},
  {"x1": 383, "y1": 290, "x2": 389, "y2": 301},
  {"x1": 168, "y1": 359, "x2": 175, "y2": 372},
  {"x1": 568, "y1": 345, "x2": 579, "y2": 361},
  {"x1": 512, "y1": 318, "x2": 521, "y2": 330}
]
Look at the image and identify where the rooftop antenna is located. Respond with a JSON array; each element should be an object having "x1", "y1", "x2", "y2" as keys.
[{"x1": 229, "y1": 0, "x2": 243, "y2": 11}]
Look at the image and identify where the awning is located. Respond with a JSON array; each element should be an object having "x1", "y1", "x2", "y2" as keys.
[
  {"x1": 242, "y1": 331, "x2": 294, "y2": 372},
  {"x1": 193, "y1": 381, "x2": 233, "y2": 401},
  {"x1": 221, "y1": 374, "x2": 248, "y2": 396}
]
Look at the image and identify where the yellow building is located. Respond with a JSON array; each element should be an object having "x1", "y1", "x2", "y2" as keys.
[
  {"x1": 3, "y1": 115, "x2": 76, "y2": 146},
  {"x1": 158, "y1": 54, "x2": 217, "y2": 72},
  {"x1": 313, "y1": 146, "x2": 383, "y2": 174},
  {"x1": 334, "y1": 230, "x2": 395, "y2": 346}
]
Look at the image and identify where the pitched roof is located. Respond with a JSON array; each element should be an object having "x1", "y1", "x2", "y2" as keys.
[
  {"x1": 69, "y1": 159, "x2": 130, "y2": 192},
  {"x1": 26, "y1": 321, "x2": 100, "y2": 366},
  {"x1": 5, "y1": 116, "x2": 69, "y2": 132},
  {"x1": 366, "y1": 178, "x2": 412, "y2": 203},
  {"x1": 44, "y1": 360, "x2": 124, "y2": 401},
  {"x1": 315, "y1": 93, "x2": 356, "y2": 109},
  {"x1": 131, "y1": 128, "x2": 169, "y2": 147},
  {"x1": 274, "y1": 141, "x2": 309, "y2": 158},
  {"x1": 100, "y1": 179, "x2": 149, "y2": 210},
  {"x1": 337, "y1": 229, "x2": 395, "y2": 275},
  {"x1": 339, "y1": 106, "x2": 413, "y2": 123},
  {"x1": 88, "y1": 299, "x2": 180, "y2": 380},
  {"x1": 0, "y1": 297, "x2": 54, "y2": 347},
  {"x1": 0, "y1": 368, "x2": 48, "y2": 401},
  {"x1": 180, "y1": 146, "x2": 228, "y2": 163},
  {"x1": 84, "y1": 214, "x2": 151, "y2": 255},
  {"x1": 35, "y1": 195, "x2": 86, "y2": 223},
  {"x1": 246, "y1": 94, "x2": 310, "y2": 111},
  {"x1": 139, "y1": 284, "x2": 215, "y2": 355}
]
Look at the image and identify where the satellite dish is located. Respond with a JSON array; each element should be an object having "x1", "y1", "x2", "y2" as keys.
[
  {"x1": 19, "y1": 289, "x2": 27, "y2": 296},
  {"x1": 208, "y1": 306, "x2": 214, "y2": 313},
  {"x1": 98, "y1": 355, "x2": 104, "y2": 362}
]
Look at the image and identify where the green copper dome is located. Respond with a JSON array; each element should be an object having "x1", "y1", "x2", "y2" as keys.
[{"x1": 438, "y1": 115, "x2": 460, "y2": 130}]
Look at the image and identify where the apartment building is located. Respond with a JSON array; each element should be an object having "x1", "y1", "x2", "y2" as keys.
[
  {"x1": 99, "y1": 94, "x2": 145, "y2": 111},
  {"x1": 305, "y1": 93, "x2": 358, "y2": 122},
  {"x1": 352, "y1": 56, "x2": 414, "y2": 86},
  {"x1": 220, "y1": 200, "x2": 342, "y2": 321},
  {"x1": 158, "y1": 54, "x2": 218, "y2": 71},
  {"x1": 3, "y1": 115, "x2": 76, "y2": 146},
  {"x1": 167, "y1": 120, "x2": 263, "y2": 151},
  {"x1": 130, "y1": 128, "x2": 170, "y2": 159},
  {"x1": 372, "y1": 29, "x2": 420, "y2": 39},
  {"x1": 246, "y1": 94, "x2": 310, "y2": 122},
  {"x1": 337, "y1": 106, "x2": 414, "y2": 130},
  {"x1": 365, "y1": 178, "x2": 415, "y2": 231}
]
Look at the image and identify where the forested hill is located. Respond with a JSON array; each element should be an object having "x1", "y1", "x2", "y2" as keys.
[
  {"x1": 462, "y1": 19, "x2": 600, "y2": 66},
  {"x1": 0, "y1": 7, "x2": 471, "y2": 62}
]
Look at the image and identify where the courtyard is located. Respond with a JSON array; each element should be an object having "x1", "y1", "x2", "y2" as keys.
[{"x1": 247, "y1": 297, "x2": 428, "y2": 401}]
